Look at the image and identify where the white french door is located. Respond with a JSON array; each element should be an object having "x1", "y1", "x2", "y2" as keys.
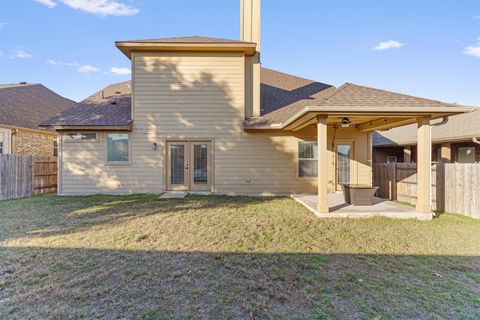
[{"x1": 166, "y1": 141, "x2": 212, "y2": 191}]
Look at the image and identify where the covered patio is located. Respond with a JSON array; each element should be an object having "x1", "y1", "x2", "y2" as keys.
[
  {"x1": 245, "y1": 83, "x2": 472, "y2": 219},
  {"x1": 292, "y1": 192, "x2": 432, "y2": 220}
]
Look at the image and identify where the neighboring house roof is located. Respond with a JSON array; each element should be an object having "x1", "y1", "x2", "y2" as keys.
[
  {"x1": 0, "y1": 83, "x2": 75, "y2": 131},
  {"x1": 245, "y1": 81, "x2": 469, "y2": 128},
  {"x1": 40, "y1": 81, "x2": 132, "y2": 129},
  {"x1": 373, "y1": 108, "x2": 480, "y2": 147}
]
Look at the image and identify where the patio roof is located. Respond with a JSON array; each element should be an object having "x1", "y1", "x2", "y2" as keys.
[{"x1": 244, "y1": 83, "x2": 474, "y2": 131}]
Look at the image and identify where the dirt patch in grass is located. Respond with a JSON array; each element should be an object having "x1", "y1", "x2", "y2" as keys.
[{"x1": 1, "y1": 194, "x2": 479, "y2": 319}]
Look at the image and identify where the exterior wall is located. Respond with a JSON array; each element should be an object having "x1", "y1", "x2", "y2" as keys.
[
  {"x1": 13, "y1": 129, "x2": 56, "y2": 157},
  {"x1": 59, "y1": 51, "x2": 371, "y2": 195}
]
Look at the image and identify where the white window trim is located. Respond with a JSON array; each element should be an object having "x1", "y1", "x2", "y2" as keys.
[
  {"x1": 105, "y1": 132, "x2": 131, "y2": 166},
  {"x1": 64, "y1": 132, "x2": 98, "y2": 143},
  {"x1": 0, "y1": 128, "x2": 12, "y2": 154},
  {"x1": 297, "y1": 140, "x2": 318, "y2": 179}
]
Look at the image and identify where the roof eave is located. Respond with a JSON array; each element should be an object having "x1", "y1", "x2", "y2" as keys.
[
  {"x1": 244, "y1": 105, "x2": 474, "y2": 130},
  {"x1": 41, "y1": 122, "x2": 133, "y2": 131},
  {"x1": 115, "y1": 42, "x2": 257, "y2": 59}
]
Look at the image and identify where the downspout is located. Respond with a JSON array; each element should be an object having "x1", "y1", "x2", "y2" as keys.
[
  {"x1": 430, "y1": 116, "x2": 448, "y2": 127},
  {"x1": 473, "y1": 137, "x2": 480, "y2": 145}
]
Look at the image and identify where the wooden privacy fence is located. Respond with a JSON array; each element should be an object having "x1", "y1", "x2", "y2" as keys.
[
  {"x1": 0, "y1": 155, "x2": 57, "y2": 200},
  {"x1": 373, "y1": 163, "x2": 480, "y2": 219}
]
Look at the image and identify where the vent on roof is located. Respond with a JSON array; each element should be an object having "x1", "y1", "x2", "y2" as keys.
[
  {"x1": 111, "y1": 101, "x2": 117, "y2": 105},
  {"x1": 115, "y1": 90, "x2": 121, "y2": 94},
  {"x1": 19, "y1": 81, "x2": 27, "y2": 85}
]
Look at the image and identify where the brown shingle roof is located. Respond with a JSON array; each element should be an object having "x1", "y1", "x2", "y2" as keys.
[
  {"x1": 0, "y1": 83, "x2": 75, "y2": 130},
  {"x1": 41, "y1": 69, "x2": 472, "y2": 130},
  {"x1": 321, "y1": 83, "x2": 462, "y2": 108},
  {"x1": 245, "y1": 81, "x2": 469, "y2": 128},
  {"x1": 41, "y1": 69, "x2": 332, "y2": 129},
  {"x1": 373, "y1": 108, "x2": 480, "y2": 147},
  {"x1": 40, "y1": 81, "x2": 132, "y2": 128}
]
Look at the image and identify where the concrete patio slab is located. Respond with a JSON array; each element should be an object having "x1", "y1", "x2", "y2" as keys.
[
  {"x1": 160, "y1": 191, "x2": 188, "y2": 199},
  {"x1": 292, "y1": 192, "x2": 433, "y2": 220}
]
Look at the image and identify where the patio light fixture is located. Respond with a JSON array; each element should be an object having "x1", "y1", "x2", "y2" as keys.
[{"x1": 341, "y1": 117, "x2": 351, "y2": 128}]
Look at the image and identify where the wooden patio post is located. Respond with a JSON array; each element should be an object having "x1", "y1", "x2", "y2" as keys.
[
  {"x1": 317, "y1": 115, "x2": 329, "y2": 213},
  {"x1": 416, "y1": 116, "x2": 432, "y2": 213}
]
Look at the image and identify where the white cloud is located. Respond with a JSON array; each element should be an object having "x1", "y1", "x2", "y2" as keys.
[
  {"x1": 110, "y1": 67, "x2": 131, "y2": 75},
  {"x1": 464, "y1": 37, "x2": 480, "y2": 58},
  {"x1": 374, "y1": 40, "x2": 405, "y2": 51},
  {"x1": 34, "y1": 0, "x2": 139, "y2": 16},
  {"x1": 46, "y1": 59, "x2": 60, "y2": 65},
  {"x1": 47, "y1": 59, "x2": 79, "y2": 66},
  {"x1": 0, "y1": 22, "x2": 8, "y2": 29},
  {"x1": 474, "y1": 16, "x2": 480, "y2": 20},
  {"x1": 34, "y1": 0, "x2": 57, "y2": 8},
  {"x1": 78, "y1": 64, "x2": 100, "y2": 73},
  {"x1": 14, "y1": 49, "x2": 33, "y2": 58},
  {"x1": 0, "y1": 51, "x2": 3, "y2": 57}
]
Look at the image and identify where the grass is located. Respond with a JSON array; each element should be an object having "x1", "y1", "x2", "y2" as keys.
[{"x1": 0, "y1": 194, "x2": 479, "y2": 319}]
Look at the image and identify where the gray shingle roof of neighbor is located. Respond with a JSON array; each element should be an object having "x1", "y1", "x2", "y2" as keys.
[
  {"x1": 373, "y1": 108, "x2": 480, "y2": 147},
  {"x1": 0, "y1": 83, "x2": 75, "y2": 130},
  {"x1": 40, "y1": 81, "x2": 132, "y2": 128},
  {"x1": 115, "y1": 36, "x2": 256, "y2": 45}
]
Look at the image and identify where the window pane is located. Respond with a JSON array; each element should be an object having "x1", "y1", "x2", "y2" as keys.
[
  {"x1": 107, "y1": 134, "x2": 129, "y2": 162},
  {"x1": 457, "y1": 147, "x2": 475, "y2": 163},
  {"x1": 299, "y1": 159, "x2": 318, "y2": 177},
  {"x1": 299, "y1": 141, "x2": 317, "y2": 159},
  {"x1": 193, "y1": 144, "x2": 208, "y2": 184},
  {"x1": 170, "y1": 145, "x2": 185, "y2": 184},
  {"x1": 337, "y1": 144, "x2": 351, "y2": 185},
  {"x1": 0, "y1": 132, "x2": 3, "y2": 154},
  {"x1": 67, "y1": 132, "x2": 96, "y2": 141}
]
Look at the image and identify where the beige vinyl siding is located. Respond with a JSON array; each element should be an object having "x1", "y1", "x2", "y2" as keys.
[{"x1": 59, "y1": 51, "x2": 372, "y2": 195}]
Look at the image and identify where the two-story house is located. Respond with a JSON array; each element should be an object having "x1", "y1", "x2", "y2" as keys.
[{"x1": 41, "y1": 0, "x2": 471, "y2": 216}]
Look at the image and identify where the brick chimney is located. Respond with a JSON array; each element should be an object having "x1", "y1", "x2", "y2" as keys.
[{"x1": 240, "y1": 0, "x2": 261, "y2": 118}]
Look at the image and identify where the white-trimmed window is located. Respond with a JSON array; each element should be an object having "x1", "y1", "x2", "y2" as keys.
[
  {"x1": 457, "y1": 147, "x2": 475, "y2": 163},
  {"x1": 66, "y1": 132, "x2": 97, "y2": 142},
  {"x1": 0, "y1": 132, "x2": 4, "y2": 154},
  {"x1": 107, "y1": 133, "x2": 129, "y2": 163},
  {"x1": 298, "y1": 141, "x2": 317, "y2": 177},
  {"x1": 0, "y1": 129, "x2": 11, "y2": 154},
  {"x1": 386, "y1": 156, "x2": 397, "y2": 163}
]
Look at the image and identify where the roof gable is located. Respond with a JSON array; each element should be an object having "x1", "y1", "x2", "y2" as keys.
[{"x1": 0, "y1": 84, "x2": 75, "y2": 130}]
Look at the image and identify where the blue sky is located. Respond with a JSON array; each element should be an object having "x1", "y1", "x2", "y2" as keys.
[{"x1": 0, "y1": 0, "x2": 479, "y2": 105}]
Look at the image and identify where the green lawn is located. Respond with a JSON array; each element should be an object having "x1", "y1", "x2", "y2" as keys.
[{"x1": 0, "y1": 194, "x2": 479, "y2": 319}]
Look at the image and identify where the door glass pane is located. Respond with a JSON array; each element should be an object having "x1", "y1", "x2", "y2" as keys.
[
  {"x1": 170, "y1": 145, "x2": 185, "y2": 184},
  {"x1": 193, "y1": 144, "x2": 208, "y2": 184},
  {"x1": 337, "y1": 144, "x2": 351, "y2": 185}
]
